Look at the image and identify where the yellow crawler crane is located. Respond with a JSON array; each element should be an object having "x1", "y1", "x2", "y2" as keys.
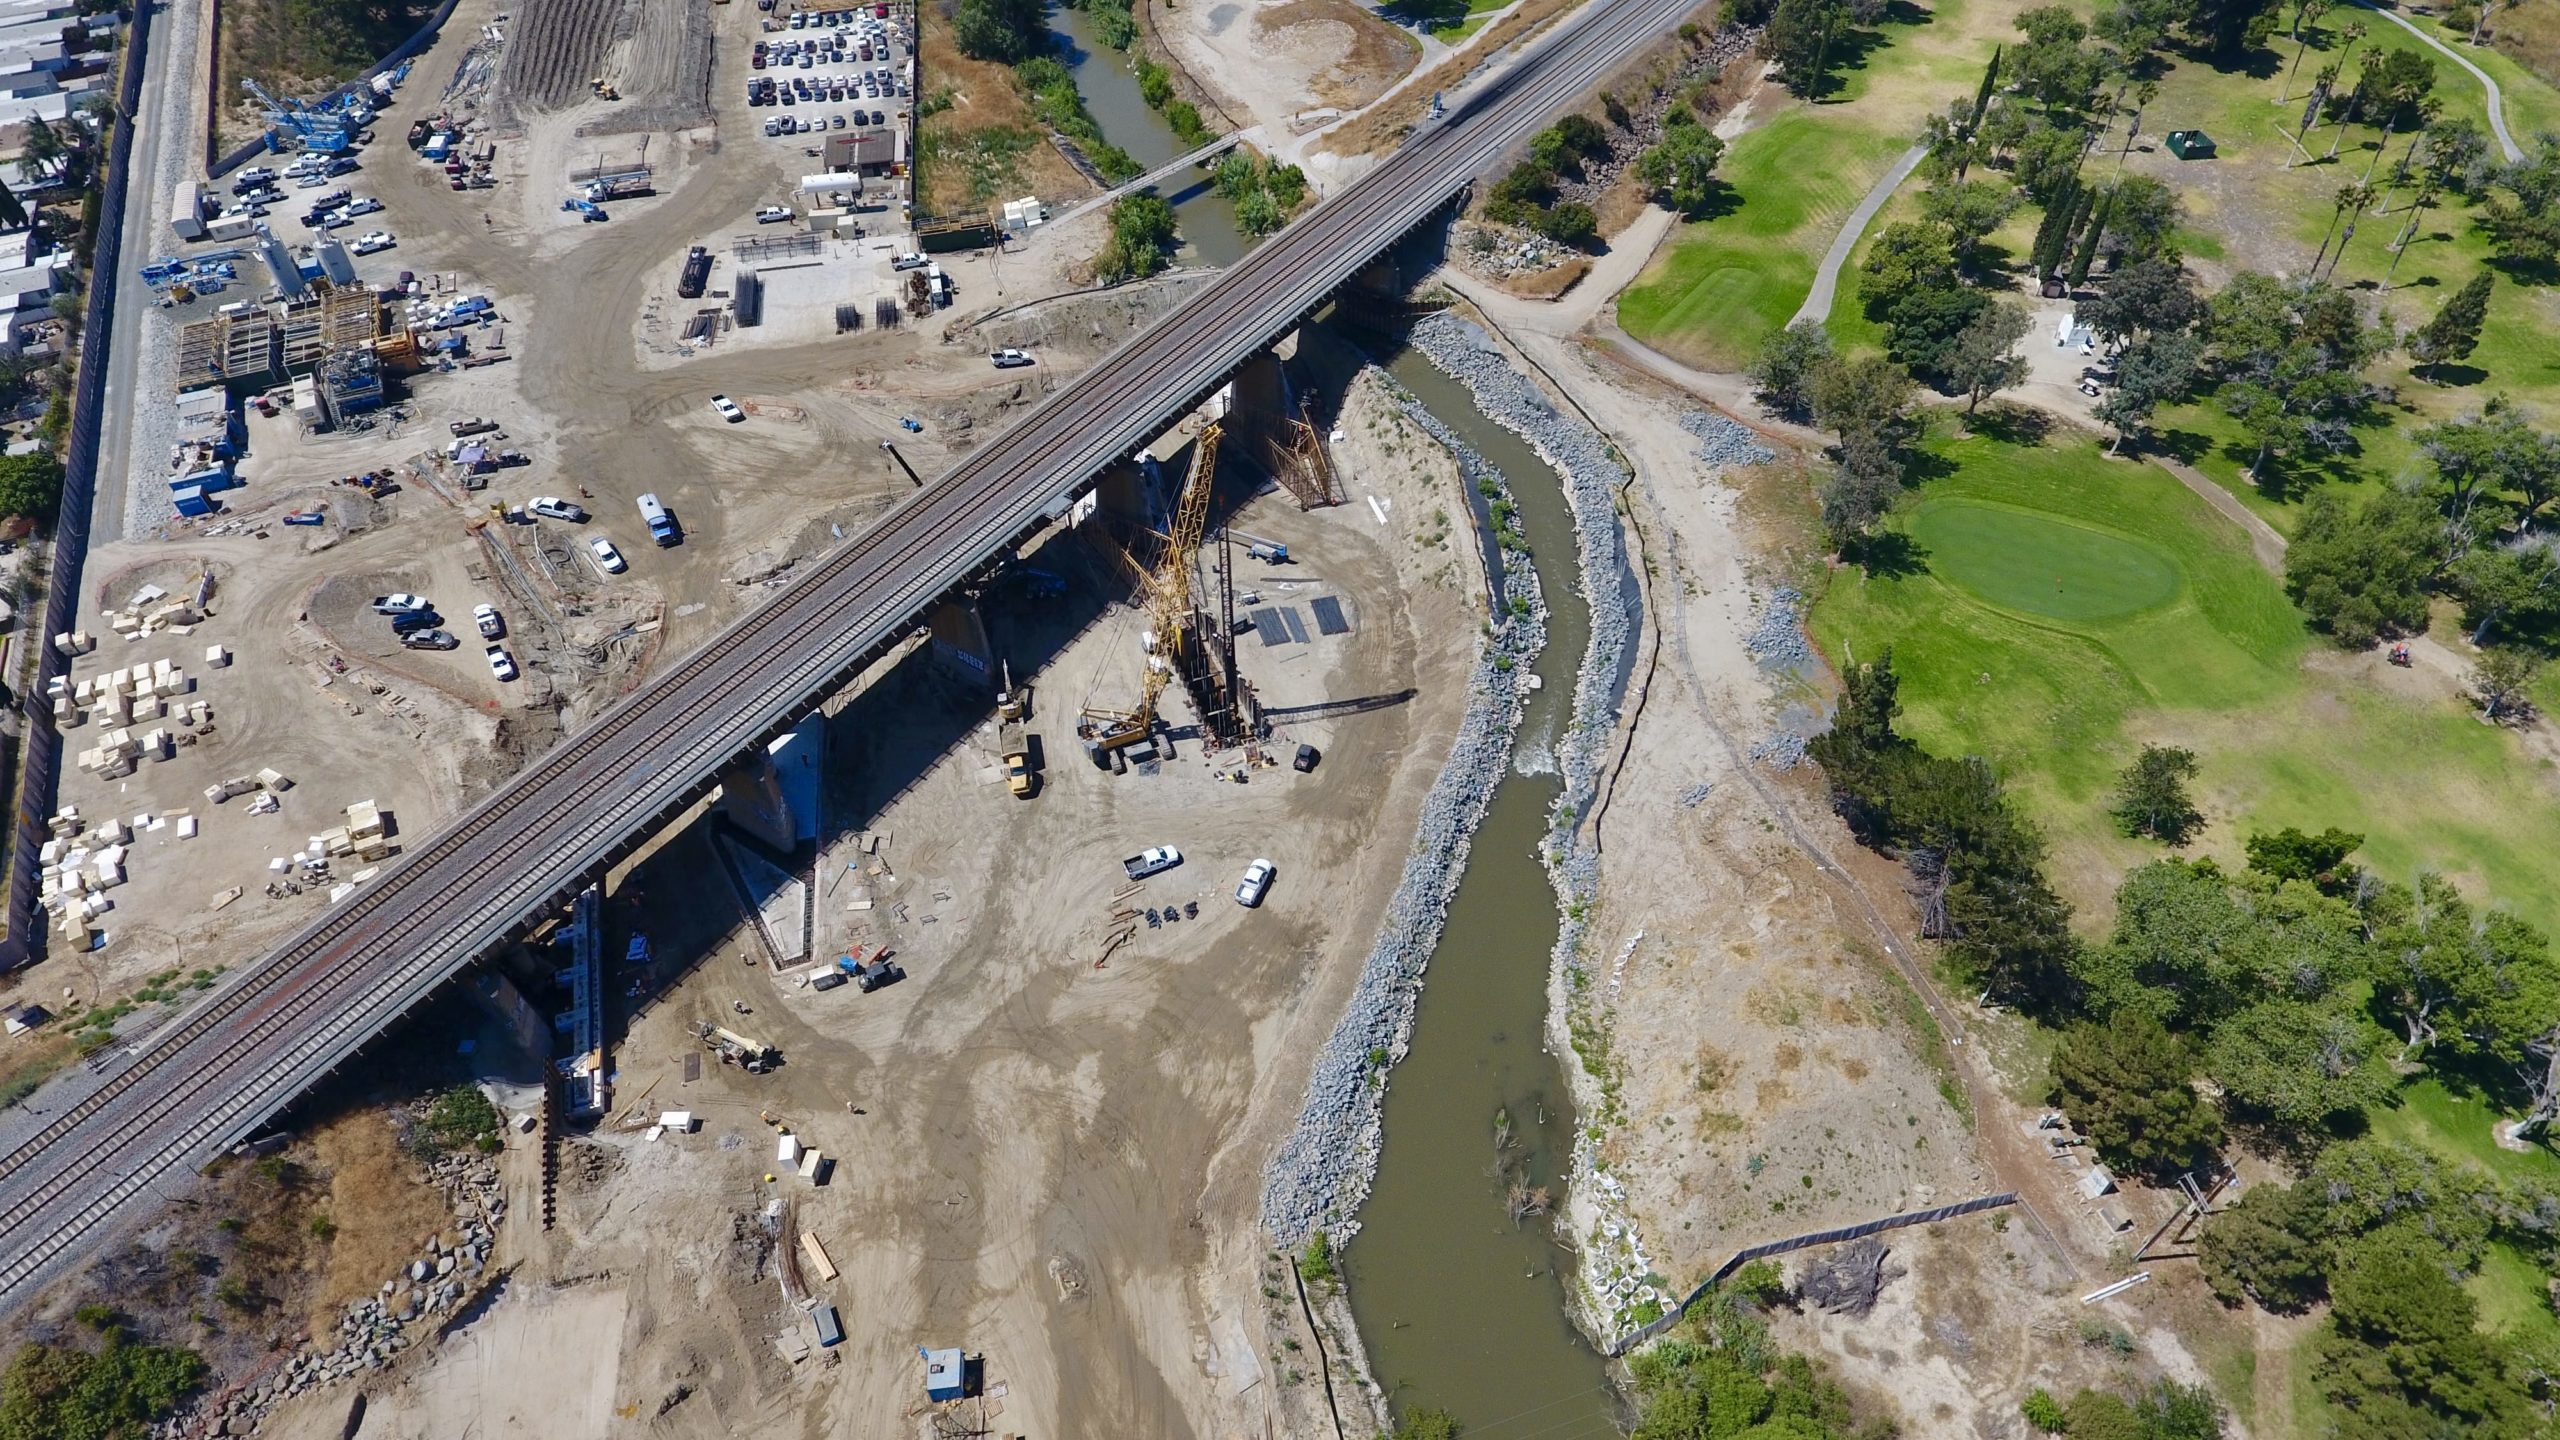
[{"x1": 1083, "y1": 421, "x2": 1220, "y2": 753}]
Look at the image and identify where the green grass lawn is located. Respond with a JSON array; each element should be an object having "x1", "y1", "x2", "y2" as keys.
[
  {"x1": 1617, "y1": 110, "x2": 1911, "y2": 369},
  {"x1": 2123, "y1": 16, "x2": 2560, "y2": 530},
  {"x1": 1617, "y1": 0, "x2": 1998, "y2": 370},
  {"x1": 1808, "y1": 429, "x2": 2560, "y2": 938},
  {"x1": 1420, "y1": 0, "x2": 1507, "y2": 42},
  {"x1": 2367, "y1": 1074, "x2": 2560, "y2": 1187}
]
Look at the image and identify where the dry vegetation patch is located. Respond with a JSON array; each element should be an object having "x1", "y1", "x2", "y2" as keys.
[
  {"x1": 916, "y1": 2, "x2": 1094, "y2": 216},
  {"x1": 305, "y1": 1108, "x2": 453, "y2": 1334},
  {"x1": 217, "y1": 0, "x2": 437, "y2": 143}
]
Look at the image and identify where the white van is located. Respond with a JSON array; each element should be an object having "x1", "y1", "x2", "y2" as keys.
[{"x1": 637, "y1": 492, "x2": 679, "y2": 547}]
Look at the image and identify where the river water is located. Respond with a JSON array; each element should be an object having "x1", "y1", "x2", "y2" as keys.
[
  {"x1": 1029, "y1": 25, "x2": 1622, "y2": 1416},
  {"x1": 1334, "y1": 346, "x2": 1624, "y2": 1437},
  {"x1": 1046, "y1": 3, "x2": 1248, "y2": 266}
]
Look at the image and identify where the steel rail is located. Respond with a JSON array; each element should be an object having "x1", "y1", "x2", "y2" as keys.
[{"x1": 0, "y1": 0, "x2": 1692, "y2": 1304}]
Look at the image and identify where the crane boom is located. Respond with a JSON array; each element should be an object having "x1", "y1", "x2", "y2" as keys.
[{"x1": 1083, "y1": 422, "x2": 1221, "y2": 751}]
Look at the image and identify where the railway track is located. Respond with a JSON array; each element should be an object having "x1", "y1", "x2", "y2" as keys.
[{"x1": 0, "y1": 0, "x2": 1695, "y2": 1306}]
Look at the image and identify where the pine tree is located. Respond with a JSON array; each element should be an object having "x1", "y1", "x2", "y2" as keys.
[
  {"x1": 2067, "y1": 186, "x2": 2115, "y2": 286},
  {"x1": 2410, "y1": 271, "x2": 2493, "y2": 382},
  {"x1": 1958, "y1": 46, "x2": 2003, "y2": 180}
]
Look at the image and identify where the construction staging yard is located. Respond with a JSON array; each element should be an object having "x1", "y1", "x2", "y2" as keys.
[{"x1": 35, "y1": 0, "x2": 2560, "y2": 1430}]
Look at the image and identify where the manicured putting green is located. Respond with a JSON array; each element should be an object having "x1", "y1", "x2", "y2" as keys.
[{"x1": 1907, "y1": 501, "x2": 2182, "y2": 621}]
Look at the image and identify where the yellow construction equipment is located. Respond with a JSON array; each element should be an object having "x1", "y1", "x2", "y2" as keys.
[{"x1": 1083, "y1": 421, "x2": 1220, "y2": 753}]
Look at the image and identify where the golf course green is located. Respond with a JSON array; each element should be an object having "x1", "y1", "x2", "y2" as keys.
[{"x1": 1906, "y1": 501, "x2": 2182, "y2": 622}]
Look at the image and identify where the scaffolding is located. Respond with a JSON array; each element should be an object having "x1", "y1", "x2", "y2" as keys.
[{"x1": 1270, "y1": 401, "x2": 1345, "y2": 510}]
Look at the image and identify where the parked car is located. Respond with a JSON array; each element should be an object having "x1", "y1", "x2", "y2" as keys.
[
  {"x1": 891, "y1": 251, "x2": 928, "y2": 271},
  {"x1": 1293, "y1": 742, "x2": 1321, "y2": 773},
  {"x1": 1122, "y1": 846, "x2": 1182, "y2": 881},
  {"x1": 351, "y1": 230, "x2": 395, "y2": 255},
  {"x1": 1235, "y1": 858, "x2": 1276, "y2": 908},
  {"x1": 486, "y1": 645, "x2": 518, "y2": 682},
  {"x1": 811, "y1": 970, "x2": 848, "y2": 992},
  {"x1": 588, "y1": 536, "x2": 627, "y2": 573},
  {"x1": 343, "y1": 196, "x2": 384, "y2": 216},
  {"x1": 449, "y1": 418, "x2": 499, "y2": 436},
  {"x1": 990, "y1": 348, "x2": 1033, "y2": 369},
  {"x1": 526, "y1": 496, "x2": 588, "y2": 522},
  {"x1": 325, "y1": 156, "x2": 360, "y2": 176},
  {"x1": 390, "y1": 608, "x2": 444, "y2": 636},
  {"x1": 371, "y1": 593, "x2": 434, "y2": 615},
  {"x1": 400, "y1": 628, "x2": 459, "y2": 651},
  {"x1": 473, "y1": 603, "x2": 504, "y2": 639},
  {"x1": 710, "y1": 394, "x2": 745, "y2": 422},
  {"x1": 755, "y1": 205, "x2": 793, "y2": 224}
]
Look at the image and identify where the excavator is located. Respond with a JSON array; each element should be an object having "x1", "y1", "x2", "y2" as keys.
[{"x1": 1081, "y1": 420, "x2": 1220, "y2": 761}]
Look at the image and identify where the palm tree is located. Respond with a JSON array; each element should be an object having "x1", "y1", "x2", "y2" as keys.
[
  {"x1": 2327, "y1": 47, "x2": 2384, "y2": 159},
  {"x1": 2117, "y1": 78, "x2": 2160, "y2": 172},
  {"x1": 2360, "y1": 80, "x2": 2419, "y2": 184},
  {"x1": 2282, "y1": 0, "x2": 2336, "y2": 101},
  {"x1": 2312, "y1": 181, "x2": 2373, "y2": 277},
  {"x1": 2385, "y1": 186, "x2": 2439, "y2": 286},
  {"x1": 2374, "y1": 95, "x2": 2444, "y2": 208},
  {"x1": 0, "y1": 177, "x2": 24, "y2": 232}
]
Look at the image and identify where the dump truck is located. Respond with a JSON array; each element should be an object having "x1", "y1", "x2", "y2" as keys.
[{"x1": 1000, "y1": 718, "x2": 1036, "y2": 798}]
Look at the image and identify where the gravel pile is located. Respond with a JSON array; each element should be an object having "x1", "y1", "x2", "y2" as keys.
[
  {"x1": 1678, "y1": 780, "x2": 1714, "y2": 809},
  {"x1": 158, "y1": 1152, "x2": 507, "y2": 1439},
  {"x1": 1744, "y1": 586, "x2": 1811, "y2": 669},
  {"x1": 1260, "y1": 374, "x2": 1549, "y2": 1246},
  {"x1": 1682, "y1": 410, "x2": 1776, "y2": 468},
  {"x1": 1749, "y1": 733, "x2": 1809, "y2": 770}
]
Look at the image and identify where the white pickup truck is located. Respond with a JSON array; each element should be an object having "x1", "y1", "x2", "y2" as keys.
[{"x1": 1122, "y1": 846, "x2": 1182, "y2": 881}]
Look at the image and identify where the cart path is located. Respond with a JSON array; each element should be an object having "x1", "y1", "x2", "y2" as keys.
[
  {"x1": 1791, "y1": 142, "x2": 1927, "y2": 328},
  {"x1": 2355, "y1": 0, "x2": 2523, "y2": 163}
]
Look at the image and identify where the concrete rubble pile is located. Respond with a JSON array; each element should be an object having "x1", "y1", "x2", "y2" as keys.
[
  {"x1": 156, "y1": 1153, "x2": 508, "y2": 1440},
  {"x1": 1259, "y1": 375, "x2": 1549, "y2": 1246}
]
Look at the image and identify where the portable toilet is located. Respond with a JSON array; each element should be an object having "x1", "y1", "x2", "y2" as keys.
[
  {"x1": 2165, "y1": 129, "x2": 2216, "y2": 160},
  {"x1": 923, "y1": 1347, "x2": 966, "y2": 1402}
]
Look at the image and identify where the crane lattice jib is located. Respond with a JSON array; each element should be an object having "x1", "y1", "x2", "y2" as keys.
[{"x1": 1159, "y1": 422, "x2": 1219, "y2": 637}]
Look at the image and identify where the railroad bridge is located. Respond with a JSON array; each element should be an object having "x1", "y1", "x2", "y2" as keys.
[{"x1": 0, "y1": 0, "x2": 1700, "y2": 1309}]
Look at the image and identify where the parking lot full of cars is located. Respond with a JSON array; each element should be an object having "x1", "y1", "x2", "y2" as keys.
[{"x1": 748, "y1": 5, "x2": 909, "y2": 142}]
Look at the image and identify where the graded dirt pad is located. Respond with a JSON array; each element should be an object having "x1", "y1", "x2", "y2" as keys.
[
  {"x1": 1165, "y1": 0, "x2": 1419, "y2": 126},
  {"x1": 494, "y1": 0, "x2": 623, "y2": 114},
  {"x1": 463, "y1": 372, "x2": 1486, "y2": 1439},
  {"x1": 334, "y1": 1283, "x2": 631, "y2": 1440}
]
